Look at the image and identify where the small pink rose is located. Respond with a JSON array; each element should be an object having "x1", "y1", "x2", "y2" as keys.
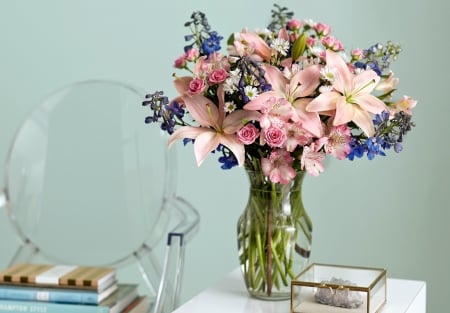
[
  {"x1": 188, "y1": 78, "x2": 206, "y2": 95},
  {"x1": 306, "y1": 37, "x2": 316, "y2": 47},
  {"x1": 208, "y1": 68, "x2": 228, "y2": 84},
  {"x1": 287, "y1": 19, "x2": 302, "y2": 30},
  {"x1": 264, "y1": 126, "x2": 286, "y2": 148},
  {"x1": 314, "y1": 22, "x2": 331, "y2": 36},
  {"x1": 185, "y1": 48, "x2": 199, "y2": 61},
  {"x1": 321, "y1": 36, "x2": 344, "y2": 51},
  {"x1": 174, "y1": 55, "x2": 186, "y2": 69},
  {"x1": 237, "y1": 123, "x2": 259, "y2": 145},
  {"x1": 351, "y1": 48, "x2": 364, "y2": 60}
]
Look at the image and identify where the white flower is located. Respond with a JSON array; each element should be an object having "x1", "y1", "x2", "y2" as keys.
[
  {"x1": 319, "y1": 85, "x2": 333, "y2": 93},
  {"x1": 255, "y1": 28, "x2": 272, "y2": 37},
  {"x1": 354, "y1": 67, "x2": 365, "y2": 74},
  {"x1": 310, "y1": 46, "x2": 324, "y2": 57},
  {"x1": 223, "y1": 69, "x2": 241, "y2": 93},
  {"x1": 223, "y1": 80, "x2": 236, "y2": 93},
  {"x1": 320, "y1": 66, "x2": 338, "y2": 83},
  {"x1": 304, "y1": 18, "x2": 315, "y2": 27},
  {"x1": 301, "y1": 57, "x2": 321, "y2": 67},
  {"x1": 224, "y1": 101, "x2": 237, "y2": 113},
  {"x1": 270, "y1": 38, "x2": 290, "y2": 56},
  {"x1": 244, "y1": 86, "x2": 259, "y2": 100}
]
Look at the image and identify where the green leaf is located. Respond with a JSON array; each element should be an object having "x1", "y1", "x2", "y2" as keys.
[
  {"x1": 227, "y1": 33, "x2": 235, "y2": 46},
  {"x1": 291, "y1": 33, "x2": 307, "y2": 61}
]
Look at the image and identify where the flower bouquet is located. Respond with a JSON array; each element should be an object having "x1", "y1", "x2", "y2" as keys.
[{"x1": 143, "y1": 4, "x2": 416, "y2": 299}]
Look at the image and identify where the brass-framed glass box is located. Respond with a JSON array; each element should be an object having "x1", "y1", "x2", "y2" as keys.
[{"x1": 291, "y1": 263, "x2": 387, "y2": 313}]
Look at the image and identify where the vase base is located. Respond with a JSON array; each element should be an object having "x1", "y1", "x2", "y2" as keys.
[{"x1": 247, "y1": 290, "x2": 291, "y2": 301}]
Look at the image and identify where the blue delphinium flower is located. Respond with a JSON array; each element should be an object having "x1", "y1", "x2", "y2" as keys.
[
  {"x1": 143, "y1": 92, "x2": 186, "y2": 135},
  {"x1": 347, "y1": 138, "x2": 366, "y2": 160},
  {"x1": 373, "y1": 110, "x2": 414, "y2": 154},
  {"x1": 355, "y1": 42, "x2": 402, "y2": 77},
  {"x1": 201, "y1": 31, "x2": 223, "y2": 56},
  {"x1": 183, "y1": 11, "x2": 223, "y2": 57},
  {"x1": 366, "y1": 137, "x2": 386, "y2": 160},
  {"x1": 217, "y1": 146, "x2": 239, "y2": 170},
  {"x1": 142, "y1": 91, "x2": 168, "y2": 124},
  {"x1": 218, "y1": 155, "x2": 238, "y2": 170},
  {"x1": 234, "y1": 57, "x2": 271, "y2": 106},
  {"x1": 348, "y1": 110, "x2": 415, "y2": 161}
]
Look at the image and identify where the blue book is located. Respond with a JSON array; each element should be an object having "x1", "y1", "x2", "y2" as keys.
[
  {"x1": 0, "y1": 283, "x2": 117, "y2": 304},
  {"x1": 0, "y1": 284, "x2": 137, "y2": 313}
]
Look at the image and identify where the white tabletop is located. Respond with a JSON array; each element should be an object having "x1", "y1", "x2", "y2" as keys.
[{"x1": 174, "y1": 269, "x2": 426, "y2": 313}]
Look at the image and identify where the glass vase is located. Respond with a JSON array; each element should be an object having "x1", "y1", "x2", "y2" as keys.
[{"x1": 237, "y1": 167, "x2": 312, "y2": 300}]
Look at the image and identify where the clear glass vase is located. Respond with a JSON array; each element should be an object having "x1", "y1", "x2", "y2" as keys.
[{"x1": 237, "y1": 167, "x2": 313, "y2": 300}]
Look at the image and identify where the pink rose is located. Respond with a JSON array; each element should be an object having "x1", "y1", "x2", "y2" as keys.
[
  {"x1": 237, "y1": 123, "x2": 259, "y2": 145},
  {"x1": 188, "y1": 78, "x2": 206, "y2": 94},
  {"x1": 321, "y1": 36, "x2": 344, "y2": 51},
  {"x1": 174, "y1": 55, "x2": 186, "y2": 69},
  {"x1": 314, "y1": 22, "x2": 331, "y2": 36},
  {"x1": 351, "y1": 48, "x2": 364, "y2": 61},
  {"x1": 208, "y1": 68, "x2": 228, "y2": 84},
  {"x1": 185, "y1": 48, "x2": 199, "y2": 61},
  {"x1": 287, "y1": 19, "x2": 302, "y2": 30},
  {"x1": 306, "y1": 37, "x2": 316, "y2": 47},
  {"x1": 264, "y1": 126, "x2": 286, "y2": 148}
]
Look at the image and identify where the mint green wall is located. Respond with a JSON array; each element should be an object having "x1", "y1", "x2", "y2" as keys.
[{"x1": 0, "y1": 1, "x2": 447, "y2": 312}]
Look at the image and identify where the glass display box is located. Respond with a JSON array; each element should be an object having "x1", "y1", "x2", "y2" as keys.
[{"x1": 291, "y1": 263, "x2": 387, "y2": 313}]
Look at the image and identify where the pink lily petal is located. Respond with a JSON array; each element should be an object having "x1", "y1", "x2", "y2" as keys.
[
  {"x1": 353, "y1": 93, "x2": 387, "y2": 114},
  {"x1": 174, "y1": 77, "x2": 193, "y2": 95},
  {"x1": 306, "y1": 92, "x2": 340, "y2": 112},
  {"x1": 222, "y1": 110, "x2": 261, "y2": 133},
  {"x1": 262, "y1": 64, "x2": 287, "y2": 97},
  {"x1": 219, "y1": 134, "x2": 246, "y2": 166},
  {"x1": 293, "y1": 98, "x2": 323, "y2": 137},
  {"x1": 352, "y1": 109, "x2": 375, "y2": 137},
  {"x1": 333, "y1": 96, "x2": 353, "y2": 125},
  {"x1": 353, "y1": 70, "x2": 380, "y2": 94},
  {"x1": 182, "y1": 94, "x2": 220, "y2": 129},
  {"x1": 194, "y1": 131, "x2": 222, "y2": 166},
  {"x1": 168, "y1": 126, "x2": 203, "y2": 148},
  {"x1": 326, "y1": 50, "x2": 352, "y2": 92},
  {"x1": 290, "y1": 65, "x2": 321, "y2": 97},
  {"x1": 239, "y1": 32, "x2": 271, "y2": 61}
]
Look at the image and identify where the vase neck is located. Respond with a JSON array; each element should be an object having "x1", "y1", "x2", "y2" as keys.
[{"x1": 244, "y1": 168, "x2": 306, "y2": 193}]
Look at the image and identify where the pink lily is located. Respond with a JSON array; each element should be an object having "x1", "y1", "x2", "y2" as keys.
[
  {"x1": 237, "y1": 32, "x2": 271, "y2": 61},
  {"x1": 236, "y1": 28, "x2": 289, "y2": 62},
  {"x1": 306, "y1": 50, "x2": 387, "y2": 137},
  {"x1": 168, "y1": 86, "x2": 261, "y2": 166},
  {"x1": 244, "y1": 64, "x2": 323, "y2": 137}
]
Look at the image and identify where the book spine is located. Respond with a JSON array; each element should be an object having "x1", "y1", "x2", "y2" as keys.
[
  {"x1": 0, "y1": 299, "x2": 109, "y2": 313},
  {"x1": 0, "y1": 287, "x2": 98, "y2": 304},
  {"x1": 0, "y1": 264, "x2": 115, "y2": 290}
]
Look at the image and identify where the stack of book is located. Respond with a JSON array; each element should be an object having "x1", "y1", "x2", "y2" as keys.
[{"x1": 0, "y1": 263, "x2": 149, "y2": 313}]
